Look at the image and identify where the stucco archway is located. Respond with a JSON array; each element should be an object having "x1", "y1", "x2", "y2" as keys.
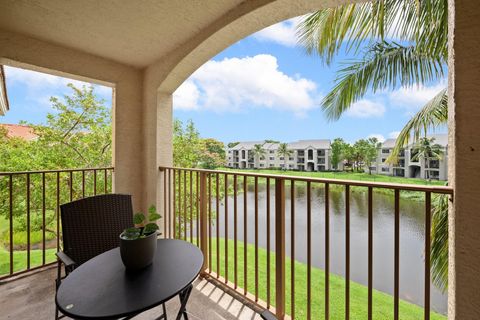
[{"x1": 143, "y1": 0, "x2": 362, "y2": 210}]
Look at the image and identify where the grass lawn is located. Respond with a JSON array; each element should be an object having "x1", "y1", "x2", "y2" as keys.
[
  {"x1": 207, "y1": 238, "x2": 446, "y2": 320},
  {"x1": 0, "y1": 216, "x2": 57, "y2": 276},
  {"x1": 222, "y1": 168, "x2": 445, "y2": 186},
  {"x1": 221, "y1": 168, "x2": 445, "y2": 201},
  {"x1": 0, "y1": 247, "x2": 57, "y2": 276}
]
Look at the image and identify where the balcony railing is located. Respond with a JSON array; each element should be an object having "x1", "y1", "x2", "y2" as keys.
[
  {"x1": 159, "y1": 166, "x2": 453, "y2": 320},
  {"x1": 0, "y1": 167, "x2": 114, "y2": 280}
]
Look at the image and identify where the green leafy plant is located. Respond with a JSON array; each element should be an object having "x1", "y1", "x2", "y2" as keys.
[{"x1": 120, "y1": 205, "x2": 161, "y2": 240}]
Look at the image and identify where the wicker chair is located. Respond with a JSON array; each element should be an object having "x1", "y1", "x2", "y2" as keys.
[{"x1": 55, "y1": 194, "x2": 134, "y2": 319}]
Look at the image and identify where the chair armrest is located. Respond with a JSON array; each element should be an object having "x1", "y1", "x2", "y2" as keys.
[
  {"x1": 56, "y1": 251, "x2": 75, "y2": 268},
  {"x1": 260, "y1": 310, "x2": 277, "y2": 320}
]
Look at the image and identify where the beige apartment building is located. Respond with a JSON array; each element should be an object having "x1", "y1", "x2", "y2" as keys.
[
  {"x1": 374, "y1": 134, "x2": 448, "y2": 180},
  {"x1": 226, "y1": 140, "x2": 331, "y2": 171}
]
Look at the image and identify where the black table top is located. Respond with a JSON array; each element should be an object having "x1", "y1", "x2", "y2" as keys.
[{"x1": 56, "y1": 239, "x2": 203, "y2": 319}]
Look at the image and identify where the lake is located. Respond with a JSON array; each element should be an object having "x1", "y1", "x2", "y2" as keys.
[{"x1": 209, "y1": 183, "x2": 447, "y2": 315}]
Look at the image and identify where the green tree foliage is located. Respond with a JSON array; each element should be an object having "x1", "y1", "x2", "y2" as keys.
[
  {"x1": 0, "y1": 84, "x2": 112, "y2": 247},
  {"x1": 277, "y1": 143, "x2": 293, "y2": 169},
  {"x1": 173, "y1": 119, "x2": 225, "y2": 169},
  {"x1": 199, "y1": 138, "x2": 226, "y2": 169},
  {"x1": 298, "y1": 0, "x2": 448, "y2": 161},
  {"x1": 411, "y1": 137, "x2": 443, "y2": 179},
  {"x1": 251, "y1": 144, "x2": 266, "y2": 167},
  {"x1": 330, "y1": 138, "x2": 349, "y2": 169},
  {"x1": 354, "y1": 137, "x2": 381, "y2": 174}
]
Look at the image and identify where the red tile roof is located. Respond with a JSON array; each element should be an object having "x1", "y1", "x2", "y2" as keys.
[{"x1": 0, "y1": 124, "x2": 38, "y2": 141}]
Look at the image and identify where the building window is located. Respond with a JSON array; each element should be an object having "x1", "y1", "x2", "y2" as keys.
[
  {"x1": 260, "y1": 164, "x2": 264, "y2": 167},
  {"x1": 289, "y1": 164, "x2": 294, "y2": 168},
  {"x1": 381, "y1": 167, "x2": 389, "y2": 172},
  {"x1": 289, "y1": 157, "x2": 294, "y2": 161},
  {"x1": 280, "y1": 164, "x2": 285, "y2": 168},
  {"x1": 269, "y1": 150, "x2": 275, "y2": 154},
  {"x1": 382, "y1": 158, "x2": 386, "y2": 163},
  {"x1": 382, "y1": 149, "x2": 390, "y2": 154},
  {"x1": 269, "y1": 157, "x2": 274, "y2": 160},
  {"x1": 270, "y1": 164, "x2": 274, "y2": 167},
  {"x1": 279, "y1": 157, "x2": 284, "y2": 160}
]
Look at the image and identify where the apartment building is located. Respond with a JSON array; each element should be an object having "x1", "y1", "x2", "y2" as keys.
[
  {"x1": 375, "y1": 133, "x2": 448, "y2": 180},
  {"x1": 226, "y1": 140, "x2": 331, "y2": 171}
]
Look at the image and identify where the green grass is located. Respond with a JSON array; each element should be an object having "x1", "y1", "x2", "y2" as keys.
[
  {"x1": 207, "y1": 238, "x2": 445, "y2": 320},
  {"x1": 0, "y1": 247, "x2": 57, "y2": 276},
  {"x1": 223, "y1": 168, "x2": 445, "y2": 186},
  {"x1": 0, "y1": 216, "x2": 57, "y2": 276},
  {"x1": 222, "y1": 168, "x2": 445, "y2": 201}
]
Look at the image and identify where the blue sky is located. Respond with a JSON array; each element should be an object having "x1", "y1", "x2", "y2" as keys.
[{"x1": 2, "y1": 16, "x2": 446, "y2": 144}]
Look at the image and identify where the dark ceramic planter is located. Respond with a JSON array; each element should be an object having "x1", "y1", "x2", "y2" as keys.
[{"x1": 120, "y1": 232, "x2": 157, "y2": 271}]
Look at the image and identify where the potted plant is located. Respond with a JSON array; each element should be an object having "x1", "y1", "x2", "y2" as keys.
[{"x1": 120, "y1": 205, "x2": 161, "y2": 271}]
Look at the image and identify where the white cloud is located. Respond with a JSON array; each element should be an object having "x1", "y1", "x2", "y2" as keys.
[
  {"x1": 173, "y1": 80, "x2": 200, "y2": 110},
  {"x1": 368, "y1": 134, "x2": 385, "y2": 143},
  {"x1": 4, "y1": 66, "x2": 112, "y2": 106},
  {"x1": 388, "y1": 81, "x2": 446, "y2": 114},
  {"x1": 173, "y1": 54, "x2": 319, "y2": 116},
  {"x1": 252, "y1": 17, "x2": 303, "y2": 47},
  {"x1": 389, "y1": 131, "x2": 400, "y2": 139},
  {"x1": 345, "y1": 99, "x2": 385, "y2": 118}
]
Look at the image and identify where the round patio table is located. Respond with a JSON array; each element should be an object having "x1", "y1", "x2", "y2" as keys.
[{"x1": 56, "y1": 239, "x2": 203, "y2": 320}]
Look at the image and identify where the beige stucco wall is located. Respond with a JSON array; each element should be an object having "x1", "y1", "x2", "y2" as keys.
[
  {"x1": 448, "y1": 0, "x2": 480, "y2": 318},
  {"x1": 0, "y1": 29, "x2": 145, "y2": 211}
]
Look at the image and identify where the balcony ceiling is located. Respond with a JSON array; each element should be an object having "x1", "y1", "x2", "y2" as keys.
[{"x1": 0, "y1": 0, "x2": 246, "y2": 68}]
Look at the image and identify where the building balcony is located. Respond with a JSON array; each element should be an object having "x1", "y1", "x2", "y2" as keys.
[
  {"x1": 1, "y1": 267, "x2": 263, "y2": 319},
  {"x1": 0, "y1": 167, "x2": 454, "y2": 319}
]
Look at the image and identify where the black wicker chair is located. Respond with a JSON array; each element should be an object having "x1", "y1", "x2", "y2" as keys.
[{"x1": 55, "y1": 194, "x2": 134, "y2": 319}]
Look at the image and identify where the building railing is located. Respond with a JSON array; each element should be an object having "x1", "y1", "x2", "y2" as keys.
[
  {"x1": 0, "y1": 167, "x2": 114, "y2": 280},
  {"x1": 159, "y1": 166, "x2": 453, "y2": 320}
]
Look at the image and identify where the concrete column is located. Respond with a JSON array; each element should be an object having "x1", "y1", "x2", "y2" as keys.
[{"x1": 448, "y1": 0, "x2": 480, "y2": 318}]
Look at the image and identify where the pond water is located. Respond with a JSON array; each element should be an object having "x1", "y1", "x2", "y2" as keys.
[{"x1": 211, "y1": 183, "x2": 447, "y2": 315}]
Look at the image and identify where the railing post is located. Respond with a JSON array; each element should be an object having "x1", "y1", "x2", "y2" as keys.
[
  {"x1": 275, "y1": 178, "x2": 285, "y2": 319},
  {"x1": 199, "y1": 172, "x2": 208, "y2": 272}
]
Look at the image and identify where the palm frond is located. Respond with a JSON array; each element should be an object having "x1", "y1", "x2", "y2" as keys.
[
  {"x1": 387, "y1": 88, "x2": 447, "y2": 162},
  {"x1": 322, "y1": 42, "x2": 445, "y2": 120},
  {"x1": 431, "y1": 193, "x2": 449, "y2": 291},
  {"x1": 297, "y1": 0, "x2": 447, "y2": 65}
]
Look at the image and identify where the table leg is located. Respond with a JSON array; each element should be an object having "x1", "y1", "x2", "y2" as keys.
[{"x1": 176, "y1": 284, "x2": 193, "y2": 320}]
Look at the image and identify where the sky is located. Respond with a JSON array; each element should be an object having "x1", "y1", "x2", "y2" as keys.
[{"x1": 2, "y1": 16, "x2": 446, "y2": 144}]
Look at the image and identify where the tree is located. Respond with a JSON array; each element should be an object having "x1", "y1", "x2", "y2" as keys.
[
  {"x1": 354, "y1": 137, "x2": 380, "y2": 174},
  {"x1": 297, "y1": 0, "x2": 448, "y2": 160},
  {"x1": 277, "y1": 143, "x2": 293, "y2": 170},
  {"x1": 297, "y1": 0, "x2": 450, "y2": 290},
  {"x1": 411, "y1": 137, "x2": 443, "y2": 180},
  {"x1": 198, "y1": 138, "x2": 226, "y2": 169},
  {"x1": 173, "y1": 119, "x2": 201, "y2": 168},
  {"x1": 330, "y1": 138, "x2": 348, "y2": 170},
  {"x1": 0, "y1": 84, "x2": 112, "y2": 241},
  {"x1": 251, "y1": 144, "x2": 266, "y2": 168}
]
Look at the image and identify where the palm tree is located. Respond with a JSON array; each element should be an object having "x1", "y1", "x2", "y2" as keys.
[
  {"x1": 277, "y1": 143, "x2": 293, "y2": 170},
  {"x1": 297, "y1": 0, "x2": 448, "y2": 159},
  {"x1": 411, "y1": 137, "x2": 444, "y2": 180},
  {"x1": 251, "y1": 144, "x2": 266, "y2": 168},
  {"x1": 297, "y1": 0, "x2": 449, "y2": 290}
]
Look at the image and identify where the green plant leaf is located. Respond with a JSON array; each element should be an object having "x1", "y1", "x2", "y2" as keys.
[
  {"x1": 148, "y1": 205, "x2": 157, "y2": 215},
  {"x1": 148, "y1": 213, "x2": 161, "y2": 222},
  {"x1": 133, "y1": 213, "x2": 145, "y2": 225},
  {"x1": 143, "y1": 223, "x2": 159, "y2": 235}
]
